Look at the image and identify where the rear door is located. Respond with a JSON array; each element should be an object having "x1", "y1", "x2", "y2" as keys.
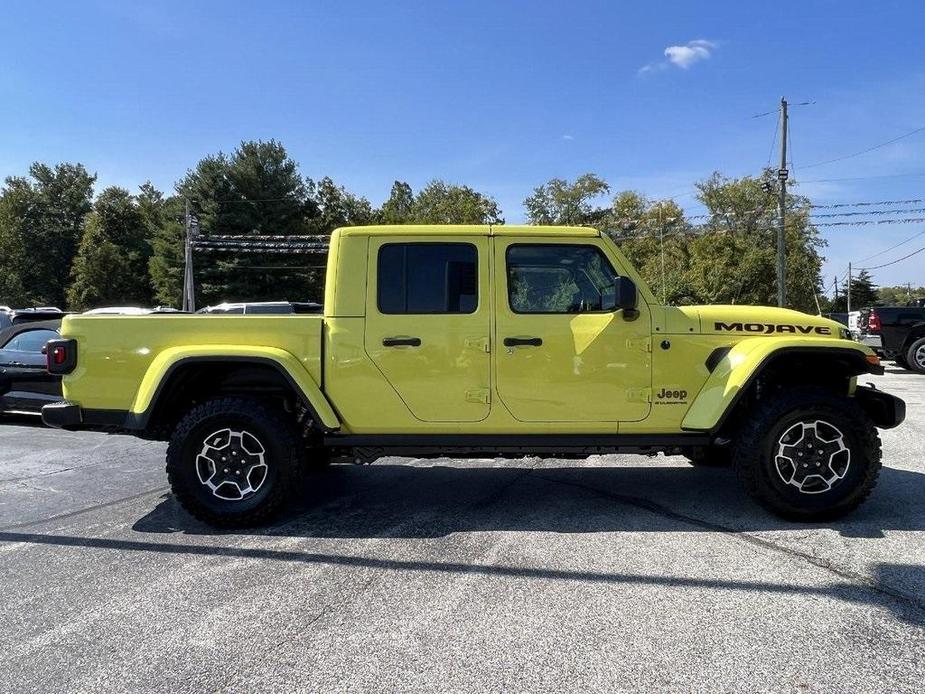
[{"x1": 364, "y1": 236, "x2": 491, "y2": 422}]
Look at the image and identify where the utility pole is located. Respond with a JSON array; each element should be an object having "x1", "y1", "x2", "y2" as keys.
[
  {"x1": 777, "y1": 97, "x2": 789, "y2": 307},
  {"x1": 658, "y1": 204, "x2": 666, "y2": 305},
  {"x1": 181, "y1": 199, "x2": 196, "y2": 312},
  {"x1": 846, "y1": 262, "x2": 852, "y2": 314},
  {"x1": 833, "y1": 275, "x2": 839, "y2": 305}
]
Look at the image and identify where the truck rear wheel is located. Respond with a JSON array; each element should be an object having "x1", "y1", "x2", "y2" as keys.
[
  {"x1": 732, "y1": 387, "x2": 881, "y2": 520},
  {"x1": 166, "y1": 397, "x2": 302, "y2": 527},
  {"x1": 905, "y1": 337, "x2": 925, "y2": 374}
]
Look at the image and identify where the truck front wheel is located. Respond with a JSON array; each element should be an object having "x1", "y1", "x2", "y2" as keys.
[
  {"x1": 732, "y1": 387, "x2": 881, "y2": 520},
  {"x1": 166, "y1": 397, "x2": 302, "y2": 527}
]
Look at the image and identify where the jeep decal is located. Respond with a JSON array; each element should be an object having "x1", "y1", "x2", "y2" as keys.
[
  {"x1": 714, "y1": 321, "x2": 831, "y2": 336},
  {"x1": 655, "y1": 387, "x2": 688, "y2": 405}
]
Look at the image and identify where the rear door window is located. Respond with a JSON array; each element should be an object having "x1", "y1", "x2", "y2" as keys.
[{"x1": 377, "y1": 243, "x2": 478, "y2": 314}]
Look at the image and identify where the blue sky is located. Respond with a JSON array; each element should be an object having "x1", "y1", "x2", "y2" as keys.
[{"x1": 2, "y1": 0, "x2": 925, "y2": 290}]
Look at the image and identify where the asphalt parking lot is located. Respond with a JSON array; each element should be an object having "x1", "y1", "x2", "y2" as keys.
[{"x1": 1, "y1": 368, "x2": 923, "y2": 693}]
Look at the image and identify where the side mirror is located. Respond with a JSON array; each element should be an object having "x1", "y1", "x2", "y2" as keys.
[{"x1": 615, "y1": 276, "x2": 638, "y2": 317}]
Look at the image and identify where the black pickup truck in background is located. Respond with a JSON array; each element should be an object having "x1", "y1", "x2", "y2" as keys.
[{"x1": 858, "y1": 306, "x2": 925, "y2": 373}]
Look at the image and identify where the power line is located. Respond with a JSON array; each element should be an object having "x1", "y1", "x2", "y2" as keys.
[
  {"x1": 800, "y1": 171, "x2": 925, "y2": 183},
  {"x1": 859, "y1": 245, "x2": 925, "y2": 270},
  {"x1": 856, "y1": 229, "x2": 925, "y2": 263},
  {"x1": 786, "y1": 112, "x2": 796, "y2": 175},
  {"x1": 751, "y1": 101, "x2": 814, "y2": 118},
  {"x1": 800, "y1": 124, "x2": 925, "y2": 169},
  {"x1": 766, "y1": 116, "x2": 779, "y2": 168}
]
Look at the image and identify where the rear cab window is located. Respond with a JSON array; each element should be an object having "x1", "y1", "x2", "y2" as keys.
[{"x1": 377, "y1": 243, "x2": 478, "y2": 314}]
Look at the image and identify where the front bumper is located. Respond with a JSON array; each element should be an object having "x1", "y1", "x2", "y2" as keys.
[
  {"x1": 41, "y1": 401, "x2": 83, "y2": 429},
  {"x1": 855, "y1": 385, "x2": 906, "y2": 429}
]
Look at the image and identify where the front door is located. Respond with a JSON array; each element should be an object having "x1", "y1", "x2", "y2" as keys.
[
  {"x1": 493, "y1": 238, "x2": 652, "y2": 423},
  {"x1": 364, "y1": 236, "x2": 491, "y2": 422}
]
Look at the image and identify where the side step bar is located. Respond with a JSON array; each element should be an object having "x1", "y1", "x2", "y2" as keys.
[{"x1": 322, "y1": 433, "x2": 712, "y2": 464}]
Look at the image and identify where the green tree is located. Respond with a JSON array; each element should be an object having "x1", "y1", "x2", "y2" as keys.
[
  {"x1": 877, "y1": 284, "x2": 925, "y2": 306},
  {"x1": 832, "y1": 270, "x2": 880, "y2": 311},
  {"x1": 411, "y1": 180, "x2": 503, "y2": 224},
  {"x1": 685, "y1": 170, "x2": 824, "y2": 311},
  {"x1": 67, "y1": 187, "x2": 154, "y2": 309},
  {"x1": 0, "y1": 181, "x2": 31, "y2": 306},
  {"x1": 607, "y1": 192, "x2": 694, "y2": 304},
  {"x1": 379, "y1": 181, "x2": 414, "y2": 224},
  {"x1": 173, "y1": 140, "x2": 322, "y2": 305},
  {"x1": 307, "y1": 176, "x2": 375, "y2": 233},
  {"x1": 523, "y1": 174, "x2": 610, "y2": 225},
  {"x1": 0, "y1": 163, "x2": 95, "y2": 307},
  {"x1": 176, "y1": 140, "x2": 313, "y2": 237},
  {"x1": 143, "y1": 184, "x2": 187, "y2": 307},
  {"x1": 525, "y1": 170, "x2": 824, "y2": 312}
]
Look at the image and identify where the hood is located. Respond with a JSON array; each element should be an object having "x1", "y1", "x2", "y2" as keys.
[{"x1": 671, "y1": 305, "x2": 845, "y2": 338}]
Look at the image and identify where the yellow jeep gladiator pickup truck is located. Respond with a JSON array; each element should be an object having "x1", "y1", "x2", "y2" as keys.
[{"x1": 42, "y1": 225, "x2": 905, "y2": 527}]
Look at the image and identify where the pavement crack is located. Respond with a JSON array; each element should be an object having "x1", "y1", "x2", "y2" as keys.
[
  {"x1": 471, "y1": 460, "x2": 538, "y2": 510},
  {"x1": 532, "y1": 471, "x2": 925, "y2": 618},
  {"x1": 0, "y1": 466, "x2": 82, "y2": 485},
  {"x1": 0, "y1": 487, "x2": 169, "y2": 532}
]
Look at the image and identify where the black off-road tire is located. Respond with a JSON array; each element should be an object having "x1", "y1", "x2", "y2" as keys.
[
  {"x1": 904, "y1": 337, "x2": 925, "y2": 374},
  {"x1": 732, "y1": 387, "x2": 881, "y2": 521},
  {"x1": 166, "y1": 397, "x2": 302, "y2": 528},
  {"x1": 683, "y1": 445, "x2": 732, "y2": 467}
]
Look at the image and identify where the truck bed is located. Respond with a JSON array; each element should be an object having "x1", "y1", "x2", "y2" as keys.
[{"x1": 60, "y1": 314, "x2": 325, "y2": 413}]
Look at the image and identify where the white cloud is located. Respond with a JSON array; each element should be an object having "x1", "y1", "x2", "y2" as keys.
[
  {"x1": 639, "y1": 39, "x2": 717, "y2": 75},
  {"x1": 665, "y1": 39, "x2": 716, "y2": 68},
  {"x1": 562, "y1": 134, "x2": 574, "y2": 141}
]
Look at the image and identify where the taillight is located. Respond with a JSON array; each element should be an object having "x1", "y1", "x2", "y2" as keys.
[
  {"x1": 868, "y1": 311, "x2": 881, "y2": 334},
  {"x1": 46, "y1": 339, "x2": 77, "y2": 374},
  {"x1": 52, "y1": 345, "x2": 66, "y2": 365}
]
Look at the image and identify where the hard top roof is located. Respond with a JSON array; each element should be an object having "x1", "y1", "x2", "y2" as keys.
[{"x1": 334, "y1": 224, "x2": 601, "y2": 238}]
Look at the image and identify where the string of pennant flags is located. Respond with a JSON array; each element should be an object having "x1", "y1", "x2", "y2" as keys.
[
  {"x1": 189, "y1": 216, "x2": 925, "y2": 254},
  {"x1": 184, "y1": 194, "x2": 925, "y2": 256},
  {"x1": 808, "y1": 207, "x2": 925, "y2": 218},
  {"x1": 808, "y1": 197, "x2": 924, "y2": 209}
]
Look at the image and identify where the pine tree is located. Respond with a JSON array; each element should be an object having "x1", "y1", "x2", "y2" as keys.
[{"x1": 844, "y1": 269, "x2": 878, "y2": 309}]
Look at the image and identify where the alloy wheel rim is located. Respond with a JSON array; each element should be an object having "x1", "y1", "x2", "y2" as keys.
[
  {"x1": 196, "y1": 428, "x2": 268, "y2": 501},
  {"x1": 774, "y1": 419, "x2": 850, "y2": 494},
  {"x1": 915, "y1": 344, "x2": 925, "y2": 369}
]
